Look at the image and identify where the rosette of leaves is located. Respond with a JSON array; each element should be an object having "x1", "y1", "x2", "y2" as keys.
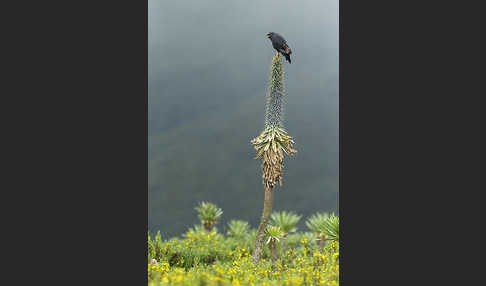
[
  {"x1": 321, "y1": 213, "x2": 339, "y2": 242},
  {"x1": 270, "y1": 211, "x2": 301, "y2": 234},
  {"x1": 251, "y1": 126, "x2": 296, "y2": 188},
  {"x1": 306, "y1": 212, "x2": 330, "y2": 250},
  {"x1": 195, "y1": 202, "x2": 223, "y2": 232},
  {"x1": 265, "y1": 225, "x2": 284, "y2": 264},
  {"x1": 270, "y1": 211, "x2": 301, "y2": 249},
  {"x1": 306, "y1": 213, "x2": 339, "y2": 250},
  {"x1": 226, "y1": 220, "x2": 250, "y2": 239}
]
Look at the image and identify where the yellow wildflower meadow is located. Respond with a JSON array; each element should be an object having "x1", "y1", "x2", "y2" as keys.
[{"x1": 148, "y1": 231, "x2": 339, "y2": 286}]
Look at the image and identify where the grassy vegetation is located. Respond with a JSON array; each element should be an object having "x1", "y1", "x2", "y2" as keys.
[{"x1": 148, "y1": 203, "x2": 339, "y2": 286}]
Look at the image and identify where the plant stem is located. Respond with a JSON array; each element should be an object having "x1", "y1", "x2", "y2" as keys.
[
  {"x1": 281, "y1": 233, "x2": 288, "y2": 252},
  {"x1": 270, "y1": 240, "x2": 278, "y2": 266},
  {"x1": 204, "y1": 222, "x2": 212, "y2": 232},
  {"x1": 318, "y1": 238, "x2": 325, "y2": 252},
  {"x1": 252, "y1": 186, "x2": 274, "y2": 264}
]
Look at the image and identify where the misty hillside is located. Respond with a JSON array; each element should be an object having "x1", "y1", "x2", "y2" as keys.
[{"x1": 149, "y1": 0, "x2": 339, "y2": 237}]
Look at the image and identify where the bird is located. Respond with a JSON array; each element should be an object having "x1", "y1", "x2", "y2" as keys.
[{"x1": 266, "y1": 32, "x2": 292, "y2": 63}]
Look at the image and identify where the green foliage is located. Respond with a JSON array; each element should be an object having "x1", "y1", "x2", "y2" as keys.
[
  {"x1": 305, "y1": 212, "x2": 339, "y2": 242},
  {"x1": 148, "y1": 232, "x2": 154, "y2": 262},
  {"x1": 265, "y1": 225, "x2": 284, "y2": 244},
  {"x1": 270, "y1": 211, "x2": 302, "y2": 234},
  {"x1": 286, "y1": 232, "x2": 318, "y2": 249},
  {"x1": 306, "y1": 212, "x2": 330, "y2": 234},
  {"x1": 187, "y1": 224, "x2": 206, "y2": 234},
  {"x1": 195, "y1": 202, "x2": 223, "y2": 230},
  {"x1": 285, "y1": 233, "x2": 302, "y2": 249},
  {"x1": 147, "y1": 229, "x2": 339, "y2": 286},
  {"x1": 148, "y1": 203, "x2": 339, "y2": 284},
  {"x1": 246, "y1": 228, "x2": 258, "y2": 252},
  {"x1": 161, "y1": 231, "x2": 234, "y2": 268},
  {"x1": 248, "y1": 228, "x2": 258, "y2": 241},
  {"x1": 186, "y1": 224, "x2": 219, "y2": 237},
  {"x1": 321, "y1": 214, "x2": 339, "y2": 242},
  {"x1": 226, "y1": 220, "x2": 250, "y2": 239},
  {"x1": 148, "y1": 231, "x2": 164, "y2": 262},
  {"x1": 300, "y1": 232, "x2": 318, "y2": 245}
]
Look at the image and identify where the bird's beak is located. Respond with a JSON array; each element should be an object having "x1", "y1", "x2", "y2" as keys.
[{"x1": 266, "y1": 33, "x2": 270, "y2": 38}]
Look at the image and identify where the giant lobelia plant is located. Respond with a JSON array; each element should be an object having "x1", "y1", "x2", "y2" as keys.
[{"x1": 251, "y1": 54, "x2": 297, "y2": 264}]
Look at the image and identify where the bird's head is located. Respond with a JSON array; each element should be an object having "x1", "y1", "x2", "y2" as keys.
[{"x1": 266, "y1": 32, "x2": 274, "y2": 39}]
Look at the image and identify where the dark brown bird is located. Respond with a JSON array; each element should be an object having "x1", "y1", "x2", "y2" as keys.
[{"x1": 266, "y1": 32, "x2": 292, "y2": 63}]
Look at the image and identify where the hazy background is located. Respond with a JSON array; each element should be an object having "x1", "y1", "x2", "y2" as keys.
[{"x1": 149, "y1": 0, "x2": 339, "y2": 237}]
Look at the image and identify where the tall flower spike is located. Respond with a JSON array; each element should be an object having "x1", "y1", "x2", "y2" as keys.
[
  {"x1": 252, "y1": 54, "x2": 297, "y2": 188},
  {"x1": 265, "y1": 53, "x2": 285, "y2": 128},
  {"x1": 252, "y1": 53, "x2": 297, "y2": 265}
]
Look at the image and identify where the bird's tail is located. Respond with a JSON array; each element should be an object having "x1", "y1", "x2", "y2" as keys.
[{"x1": 284, "y1": 54, "x2": 291, "y2": 64}]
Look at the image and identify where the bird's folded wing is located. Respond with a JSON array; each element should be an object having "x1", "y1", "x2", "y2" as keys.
[{"x1": 283, "y1": 44, "x2": 292, "y2": 55}]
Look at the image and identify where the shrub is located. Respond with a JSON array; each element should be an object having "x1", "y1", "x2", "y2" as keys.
[
  {"x1": 226, "y1": 220, "x2": 250, "y2": 239},
  {"x1": 195, "y1": 202, "x2": 223, "y2": 232}
]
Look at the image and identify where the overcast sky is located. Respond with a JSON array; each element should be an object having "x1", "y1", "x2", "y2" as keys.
[{"x1": 149, "y1": 0, "x2": 338, "y2": 115}]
